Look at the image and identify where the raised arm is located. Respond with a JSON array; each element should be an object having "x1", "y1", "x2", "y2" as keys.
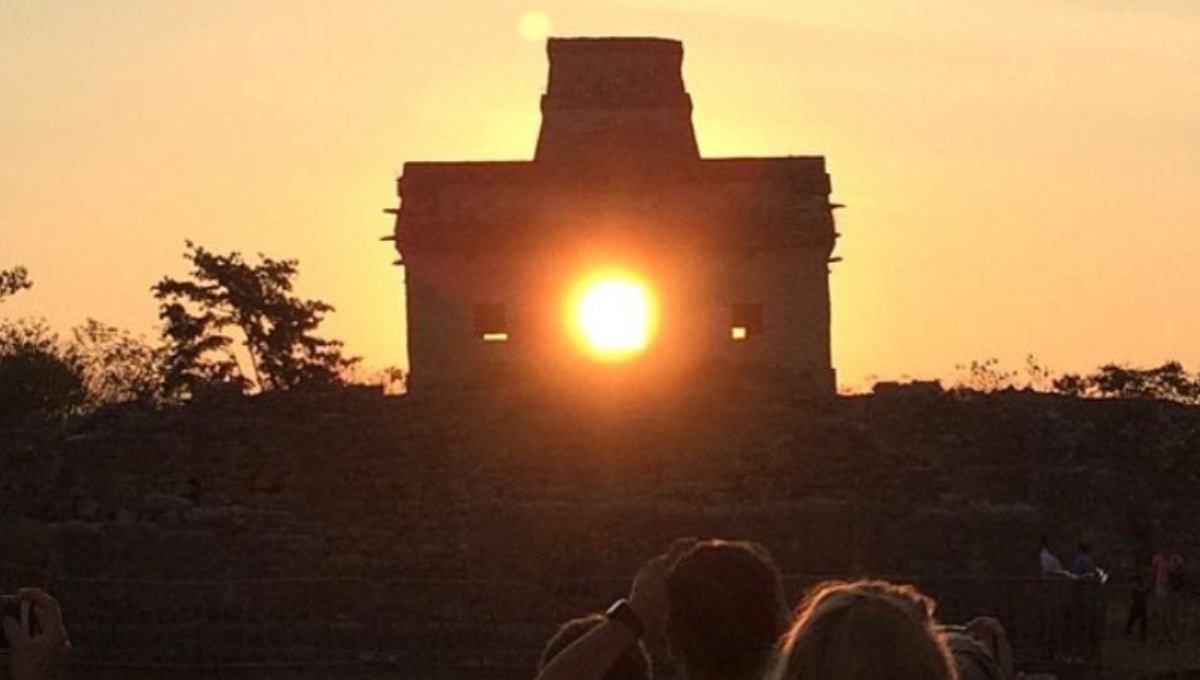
[{"x1": 534, "y1": 550, "x2": 675, "y2": 680}]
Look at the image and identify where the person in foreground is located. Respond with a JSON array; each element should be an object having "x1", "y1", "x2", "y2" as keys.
[
  {"x1": 534, "y1": 538, "x2": 788, "y2": 680},
  {"x1": 770, "y1": 580, "x2": 958, "y2": 680},
  {"x1": 1, "y1": 589, "x2": 71, "y2": 680}
]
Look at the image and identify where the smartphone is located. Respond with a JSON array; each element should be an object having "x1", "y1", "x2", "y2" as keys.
[{"x1": 0, "y1": 594, "x2": 29, "y2": 652}]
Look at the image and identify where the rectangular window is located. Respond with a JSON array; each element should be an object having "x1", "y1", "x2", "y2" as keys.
[
  {"x1": 731, "y1": 304, "x2": 763, "y2": 341},
  {"x1": 474, "y1": 304, "x2": 508, "y2": 342}
]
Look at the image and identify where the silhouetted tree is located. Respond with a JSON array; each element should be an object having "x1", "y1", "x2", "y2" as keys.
[
  {"x1": 0, "y1": 269, "x2": 86, "y2": 424},
  {"x1": 0, "y1": 266, "x2": 31, "y2": 303},
  {"x1": 72, "y1": 319, "x2": 166, "y2": 405},
  {"x1": 1022, "y1": 354, "x2": 1056, "y2": 391},
  {"x1": 152, "y1": 242, "x2": 357, "y2": 397},
  {"x1": 1087, "y1": 362, "x2": 1198, "y2": 403},
  {"x1": 954, "y1": 357, "x2": 1017, "y2": 392},
  {"x1": 1052, "y1": 373, "x2": 1087, "y2": 397},
  {"x1": 1051, "y1": 361, "x2": 1199, "y2": 404},
  {"x1": 0, "y1": 320, "x2": 87, "y2": 425},
  {"x1": 156, "y1": 298, "x2": 245, "y2": 399}
]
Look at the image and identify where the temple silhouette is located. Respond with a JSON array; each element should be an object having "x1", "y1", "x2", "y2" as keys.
[{"x1": 389, "y1": 38, "x2": 840, "y2": 393}]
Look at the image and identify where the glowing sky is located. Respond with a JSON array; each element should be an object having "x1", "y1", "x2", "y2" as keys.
[{"x1": 2, "y1": 1, "x2": 1198, "y2": 389}]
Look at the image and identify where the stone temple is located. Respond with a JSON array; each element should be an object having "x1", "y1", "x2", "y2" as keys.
[{"x1": 389, "y1": 38, "x2": 840, "y2": 393}]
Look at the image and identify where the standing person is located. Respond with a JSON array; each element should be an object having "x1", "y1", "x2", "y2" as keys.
[
  {"x1": 1125, "y1": 566, "x2": 1152, "y2": 643},
  {"x1": 1039, "y1": 537, "x2": 1065, "y2": 576},
  {"x1": 1065, "y1": 542, "x2": 1104, "y2": 660},
  {"x1": 1071, "y1": 542, "x2": 1097, "y2": 578},
  {"x1": 1151, "y1": 546, "x2": 1185, "y2": 643},
  {"x1": 535, "y1": 538, "x2": 788, "y2": 680}
]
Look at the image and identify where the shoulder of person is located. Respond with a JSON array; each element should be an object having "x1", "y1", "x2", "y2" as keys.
[{"x1": 944, "y1": 633, "x2": 1006, "y2": 680}]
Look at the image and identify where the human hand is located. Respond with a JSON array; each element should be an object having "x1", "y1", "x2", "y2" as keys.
[
  {"x1": 2, "y1": 589, "x2": 70, "y2": 680},
  {"x1": 965, "y1": 616, "x2": 1005, "y2": 654},
  {"x1": 629, "y1": 538, "x2": 697, "y2": 636},
  {"x1": 966, "y1": 616, "x2": 1014, "y2": 680}
]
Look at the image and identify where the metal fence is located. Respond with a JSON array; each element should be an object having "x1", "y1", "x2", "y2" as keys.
[{"x1": 0, "y1": 569, "x2": 1127, "y2": 677}]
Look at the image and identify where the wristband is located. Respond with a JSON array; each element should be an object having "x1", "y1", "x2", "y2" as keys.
[{"x1": 605, "y1": 598, "x2": 644, "y2": 639}]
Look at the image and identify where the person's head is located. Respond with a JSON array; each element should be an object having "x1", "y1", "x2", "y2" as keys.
[
  {"x1": 539, "y1": 614, "x2": 651, "y2": 680},
  {"x1": 1078, "y1": 541, "x2": 1090, "y2": 555},
  {"x1": 1039, "y1": 535, "x2": 1051, "y2": 551},
  {"x1": 771, "y1": 580, "x2": 956, "y2": 680},
  {"x1": 665, "y1": 539, "x2": 788, "y2": 680}
]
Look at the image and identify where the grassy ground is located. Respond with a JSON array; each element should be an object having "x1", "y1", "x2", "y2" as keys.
[
  {"x1": 1104, "y1": 637, "x2": 1200, "y2": 679},
  {"x1": 1102, "y1": 592, "x2": 1199, "y2": 679}
]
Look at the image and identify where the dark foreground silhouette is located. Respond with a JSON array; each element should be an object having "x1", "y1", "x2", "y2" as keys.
[{"x1": 4, "y1": 540, "x2": 1035, "y2": 680}]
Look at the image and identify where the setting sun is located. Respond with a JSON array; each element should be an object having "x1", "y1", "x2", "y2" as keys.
[{"x1": 571, "y1": 273, "x2": 657, "y2": 361}]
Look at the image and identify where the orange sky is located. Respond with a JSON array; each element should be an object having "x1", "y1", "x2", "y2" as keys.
[{"x1": 2, "y1": 1, "x2": 1198, "y2": 390}]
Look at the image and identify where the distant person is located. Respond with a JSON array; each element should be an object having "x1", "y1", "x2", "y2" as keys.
[
  {"x1": 1038, "y1": 537, "x2": 1065, "y2": 575},
  {"x1": 770, "y1": 579, "x2": 956, "y2": 680},
  {"x1": 1062, "y1": 542, "x2": 1105, "y2": 660},
  {"x1": 539, "y1": 614, "x2": 651, "y2": 680},
  {"x1": 1071, "y1": 542, "x2": 1096, "y2": 578},
  {"x1": 1151, "y1": 546, "x2": 1185, "y2": 642},
  {"x1": 535, "y1": 538, "x2": 787, "y2": 680},
  {"x1": 1, "y1": 588, "x2": 71, "y2": 680},
  {"x1": 1124, "y1": 566, "x2": 1152, "y2": 643}
]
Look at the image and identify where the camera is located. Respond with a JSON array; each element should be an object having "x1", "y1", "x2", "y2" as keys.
[{"x1": 0, "y1": 594, "x2": 28, "y2": 652}]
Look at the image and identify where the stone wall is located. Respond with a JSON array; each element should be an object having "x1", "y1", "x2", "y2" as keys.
[{"x1": 3, "y1": 388, "x2": 1197, "y2": 583}]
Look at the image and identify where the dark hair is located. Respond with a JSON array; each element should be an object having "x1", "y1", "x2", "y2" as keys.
[
  {"x1": 539, "y1": 614, "x2": 652, "y2": 680},
  {"x1": 666, "y1": 540, "x2": 787, "y2": 680}
]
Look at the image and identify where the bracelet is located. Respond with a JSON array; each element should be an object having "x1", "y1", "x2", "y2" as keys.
[{"x1": 604, "y1": 599, "x2": 644, "y2": 639}]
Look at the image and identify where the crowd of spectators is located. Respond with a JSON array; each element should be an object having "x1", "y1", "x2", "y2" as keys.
[
  {"x1": 11, "y1": 535, "x2": 1186, "y2": 680},
  {"x1": 1040, "y1": 536, "x2": 1190, "y2": 646},
  {"x1": 534, "y1": 539, "x2": 1015, "y2": 680}
]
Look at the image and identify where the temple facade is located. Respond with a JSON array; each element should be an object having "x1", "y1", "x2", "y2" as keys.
[{"x1": 390, "y1": 38, "x2": 840, "y2": 393}]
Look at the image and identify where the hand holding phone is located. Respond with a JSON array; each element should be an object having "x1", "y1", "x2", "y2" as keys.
[
  {"x1": 1, "y1": 589, "x2": 70, "y2": 680},
  {"x1": 0, "y1": 594, "x2": 30, "y2": 652}
]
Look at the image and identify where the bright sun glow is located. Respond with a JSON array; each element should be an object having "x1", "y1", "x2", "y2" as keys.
[{"x1": 572, "y1": 273, "x2": 656, "y2": 361}]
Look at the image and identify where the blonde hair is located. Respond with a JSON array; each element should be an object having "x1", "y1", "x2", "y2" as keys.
[{"x1": 771, "y1": 580, "x2": 957, "y2": 680}]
